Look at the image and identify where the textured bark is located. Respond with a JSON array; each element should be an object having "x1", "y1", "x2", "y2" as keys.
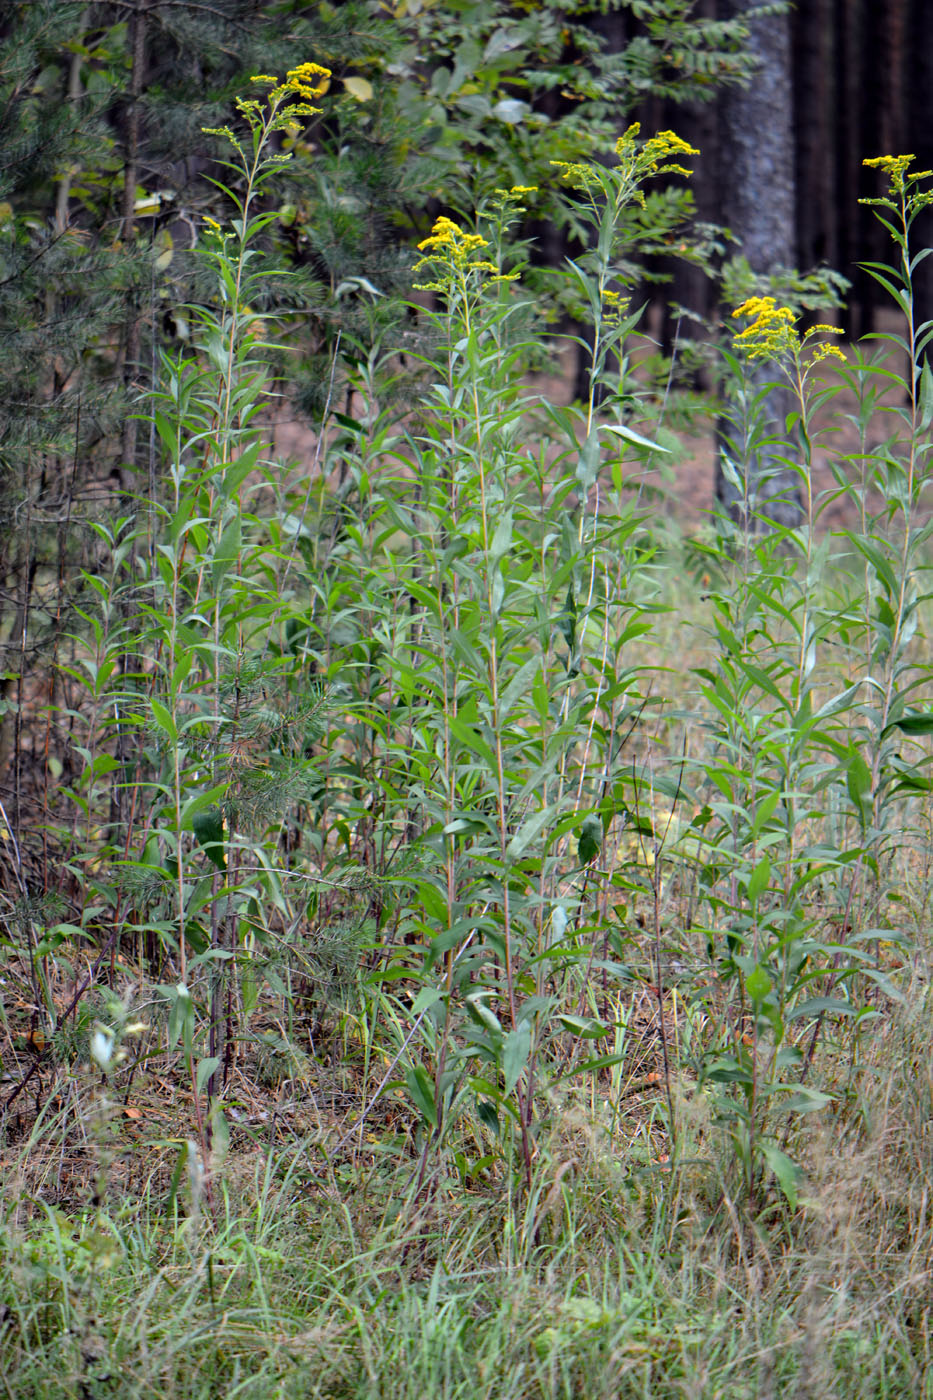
[
  {"x1": 715, "y1": 1, "x2": 799, "y2": 527},
  {"x1": 719, "y1": 4, "x2": 795, "y2": 270},
  {"x1": 792, "y1": 0, "x2": 836, "y2": 272},
  {"x1": 832, "y1": 0, "x2": 865, "y2": 334},
  {"x1": 906, "y1": 0, "x2": 933, "y2": 329}
]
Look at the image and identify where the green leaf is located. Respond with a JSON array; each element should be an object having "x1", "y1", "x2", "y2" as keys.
[
  {"x1": 447, "y1": 714, "x2": 498, "y2": 770},
  {"x1": 882, "y1": 712, "x2": 933, "y2": 738},
  {"x1": 196, "y1": 1056, "x2": 221, "y2": 1095},
  {"x1": 557, "y1": 1014, "x2": 612, "y2": 1039},
  {"x1": 846, "y1": 749, "x2": 872, "y2": 816},
  {"x1": 759, "y1": 1141, "x2": 800, "y2": 1209},
  {"x1": 551, "y1": 1051, "x2": 627, "y2": 1083},
  {"x1": 920, "y1": 356, "x2": 933, "y2": 430},
  {"x1": 749, "y1": 789, "x2": 781, "y2": 836},
  {"x1": 490, "y1": 508, "x2": 513, "y2": 566},
  {"x1": 150, "y1": 699, "x2": 177, "y2": 742},
  {"x1": 179, "y1": 783, "x2": 230, "y2": 826},
  {"x1": 501, "y1": 1023, "x2": 531, "y2": 1094},
  {"x1": 166, "y1": 985, "x2": 193, "y2": 1052},
  {"x1": 465, "y1": 992, "x2": 502, "y2": 1037},
  {"x1": 576, "y1": 815, "x2": 603, "y2": 865},
  {"x1": 746, "y1": 855, "x2": 771, "y2": 903},
  {"x1": 219, "y1": 441, "x2": 261, "y2": 500},
  {"x1": 745, "y1": 964, "x2": 773, "y2": 1002},
  {"x1": 576, "y1": 427, "x2": 602, "y2": 490},
  {"x1": 786, "y1": 996, "x2": 854, "y2": 1021},
  {"x1": 405, "y1": 1064, "x2": 438, "y2": 1128},
  {"x1": 477, "y1": 1100, "x2": 500, "y2": 1134},
  {"x1": 211, "y1": 515, "x2": 242, "y2": 588},
  {"x1": 506, "y1": 802, "x2": 559, "y2": 861},
  {"x1": 784, "y1": 1086, "x2": 833, "y2": 1113},
  {"x1": 555, "y1": 585, "x2": 576, "y2": 654},
  {"x1": 192, "y1": 806, "x2": 226, "y2": 872},
  {"x1": 443, "y1": 815, "x2": 490, "y2": 838},
  {"x1": 602, "y1": 421, "x2": 670, "y2": 454},
  {"x1": 410, "y1": 987, "x2": 444, "y2": 1016}
]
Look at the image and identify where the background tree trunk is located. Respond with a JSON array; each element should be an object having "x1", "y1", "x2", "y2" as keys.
[
  {"x1": 792, "y1": 0, "x2": 836, "y2": 273},
  {"x1": 715, "y1": 0, "x2": 800, "y2": 527}
]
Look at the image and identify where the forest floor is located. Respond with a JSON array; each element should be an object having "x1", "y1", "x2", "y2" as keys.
[{"x1": 1, "y1": 885, "x2": 929, "y2": 1399}]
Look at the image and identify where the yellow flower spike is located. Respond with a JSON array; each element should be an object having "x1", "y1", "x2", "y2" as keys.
[
  {"x1": 415, "y1": 216, "x2": 490, "y2": 262},
  {"x1": 613, "y1": 125, "x2": 698, "y2": 178},
  {"x1": 552, "y1": 160, "x2": 588, "y2": 180},
  {"x1": 732, "y1": 298, "x2": 845, "y2": 370},
  {"x1": 732, "y1": 296, "x2": 790, "y2": 322},
  {"x1": 731, "y1": 296, "x2": 800, "y2": 361},
  {"x1": 648, "y1": 130, "x2": 699, "y2": 157},
  {"x1": 642, "y1": 129, "x2": 700, "y2": 175},
  {"x1": 807, "y1": 341, "x2": 847, "y2": 365},
  {"x1": 238, "y1": 62, "x2": 332, "y2": 122},
  {"x1": 412, "y1": 213, "x2": 510, "y2": 289},
  {"x1": 614, "y1": 122, "x2": 641, "y2": 159},
  {"x1": 861, "y1": 153, "x2": 933, "y2": 207},
  {"x1": 863, "y1": 153, "x2": 915, "y2": 187},
  {"x1": 801, "y1": 322, "x2": 846, "y2": 368},
  {"x1": 285, "y1": 62, "x2": 331, "y2": 98},
  {"x1": 416, "y1": 215, "x2": 463, "y2": 252}
]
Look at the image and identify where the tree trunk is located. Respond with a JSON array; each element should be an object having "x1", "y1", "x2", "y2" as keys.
[
  {"x1": 715, "y1": 0, "x2": 800, "y2": 528},
  {"x1": 905, "y1": 0, "x2": 933, "y2": 328},
  {"x1": 792, "y1": 0, "x2": 836, "y2": 273}
]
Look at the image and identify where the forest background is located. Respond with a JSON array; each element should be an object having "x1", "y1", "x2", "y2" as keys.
[{"x1": 3, "y1": 2, "x2": 933, "y2": 1397}]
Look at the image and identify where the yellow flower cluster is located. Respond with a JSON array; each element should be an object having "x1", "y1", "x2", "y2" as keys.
[
  {"x1": 224, "y1": 62, "x2": 331, "y2": 135},
  {"x1": 732, "y1": 296, "x2": 798, "y2": 358},
  {"x1": 601, "y1": 286, "x2": 630, "y2": 327},
  {"x1": 413, "y1": 215, "x2": 517, "y2": 291},
  {"x1": 416, "y1": 216, "x2": 493, "y2": 265},
  {"x1": 863, "y1": 153, "x2": 916, "y2": 184},
  {"x1": 861, "y1": 153, "x2": 933, "y2": 211},
  {"x1": 551, "y1": 159, "x2": 601, "y2": 191},
  {"x1": 732, "y1": 297, "x2": 846, "y2": 367},
  {"x1": 618, "y1": 123, "x2": 700, "y2": 178},
  {"x1": 251, "y1": 62, "x2": 331, "y2": 104},
  {"x1": 204, "y1": 61, "x2": 331, "y2": 152},
  {"x1": 554, "y1": 124, "x2": 698, "y2": 199},
  {"x1": 804, "y1": 327, "x2": 848, "y2": 365}
]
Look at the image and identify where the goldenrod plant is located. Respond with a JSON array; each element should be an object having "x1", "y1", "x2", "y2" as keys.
[
  {"x1": 8, "y1": 51, "x2": 933, "y2": 1388},
  {"x1": 62, "y1": 67, "x2": 337, "y2": 1178}
]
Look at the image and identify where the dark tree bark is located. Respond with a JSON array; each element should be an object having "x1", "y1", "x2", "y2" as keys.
[
  {"x1": 715, "y1": 0, "x2": 800, "y2": 527},
  {"x1": 792, "y1": 0, "x2": 836, "y2": 273},
  {"x1": 905, "y1": 0, "x2": 933, "y2": 329},
  {"x1": 657, "y1": 0, "x2": 722, "y2": 373}
]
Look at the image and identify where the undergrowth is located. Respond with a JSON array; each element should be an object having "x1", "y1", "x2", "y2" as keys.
[{"x1": 1, "y1": 76, "x2": 933, "y2": 1399}]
